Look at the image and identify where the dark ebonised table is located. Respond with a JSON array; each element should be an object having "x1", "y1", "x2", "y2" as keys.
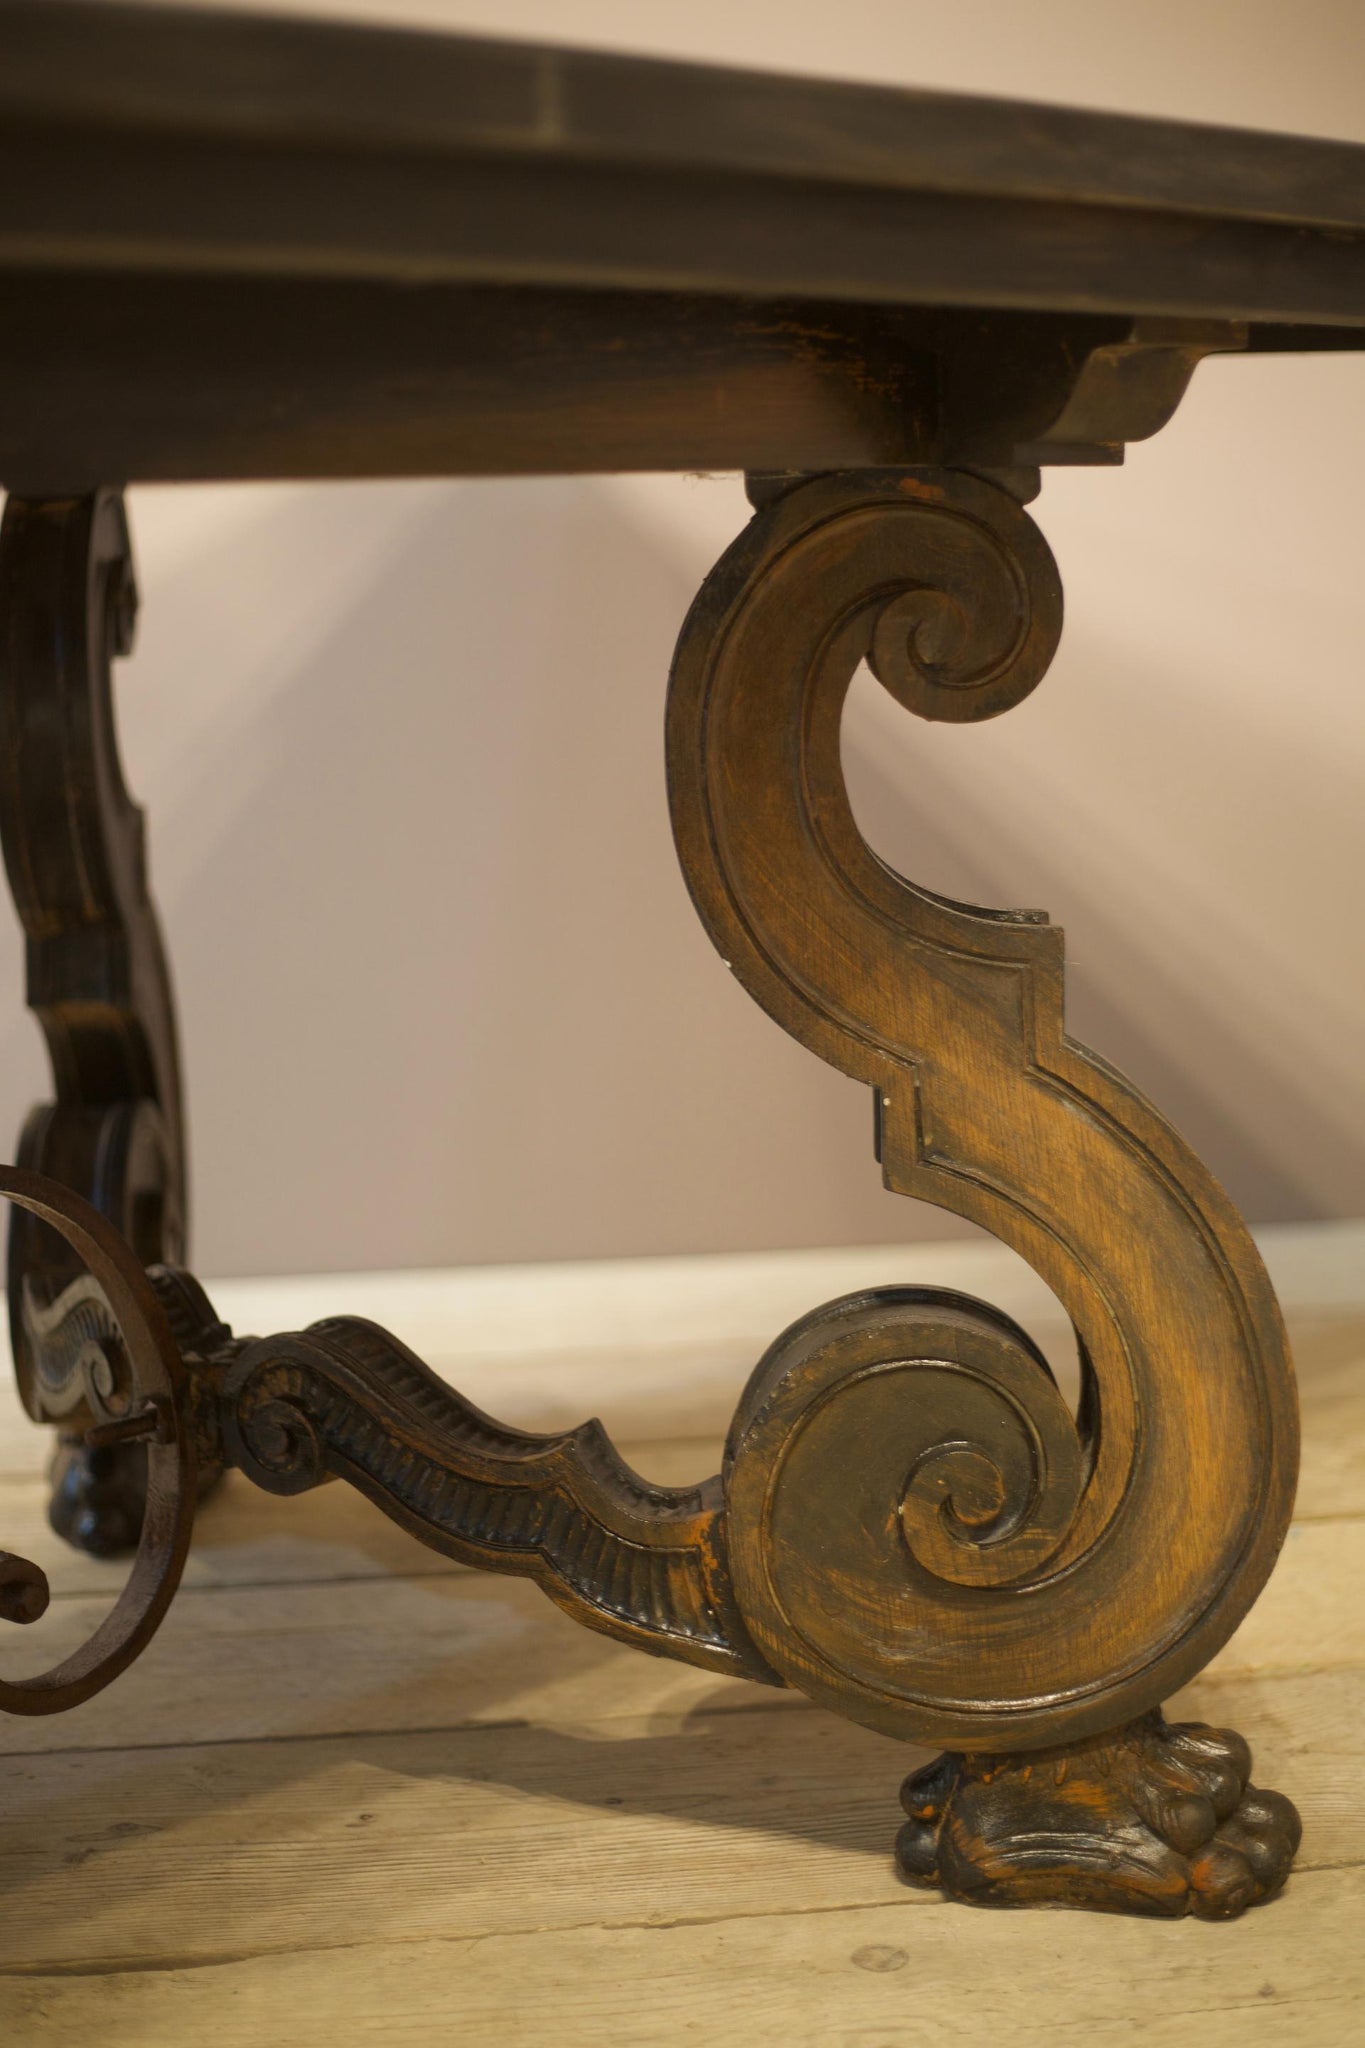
[{"x1": 0, "y1": 0, "x2": 1362, "y2": 1921}]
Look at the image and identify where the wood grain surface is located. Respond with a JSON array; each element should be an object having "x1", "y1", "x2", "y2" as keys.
[{"x1": 668, "y1": 469, "x2": 1297, "y2": 1756}]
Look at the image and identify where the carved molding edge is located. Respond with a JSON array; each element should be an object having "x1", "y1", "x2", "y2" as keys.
[{"x1": 666, "y1": 467, "x2": 1299, "y2": 1751}]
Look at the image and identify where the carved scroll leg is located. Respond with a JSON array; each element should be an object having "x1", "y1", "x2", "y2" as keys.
[
  {"x1": 667, "y1": 468, "x2": 1302, "y2": 1917},
  {"x1": 0, "y1": 489, "x2": 218, "y2": 1553}
]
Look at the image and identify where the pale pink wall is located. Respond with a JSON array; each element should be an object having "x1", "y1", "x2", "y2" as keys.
[{"x1": 0, "y1": 0, "x2": 1360, "y2": 1275}]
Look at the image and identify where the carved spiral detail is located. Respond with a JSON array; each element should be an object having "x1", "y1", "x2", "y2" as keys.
[
  {"x1": 0, "y1": 494, "x2": 188, "y2": 1416},
  {"x1": 731, "y1": 1287, "x2": 1082, "y2": 1585},
  {"x1": 668, "y1": 469, "x2": 1298, "y2": 1750},
  {"x1": 862, "y1": 482, "x2": 1061, "y2": 723},
  {"x1": 0, "y1": 490, "x2": 196, "y2": 1560},
  {"x1": 724, "y1": 1288, "x2": 1084, "y2": 1739},
  {"x1": 231, "y1": 1376, "x2": 327, "y2": 1493}
]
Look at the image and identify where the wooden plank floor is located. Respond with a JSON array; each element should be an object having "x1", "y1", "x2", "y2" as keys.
[{"x1": 0, "y1": 1236, "x2": 1362, "y2": 2046}]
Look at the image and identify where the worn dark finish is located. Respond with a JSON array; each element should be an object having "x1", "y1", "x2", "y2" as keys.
[
  {"x1": 2, "y1": 0, "x2": 1363, "y2": 327},
  {"x1": 0, "y1": 1167, "x2": 194, "y2": 1714},
  {"x1": 0, "y1": 490, "x2": 206, "y2": 1553},
  {"x1": 668, "y1": 469, "x2": 1297, "y2": 1753},
  {"x1": 0, "y1": 278, "x2": 1252, "y2": 491},
  {"x1": 1, "y1": 0, "x2": 1363, "y2": 490},
  {"x1": 897, "y1": 1712, "x2": 1302, "y2": 1917},
  {"x1": 0, "y1": 2, "x2": 1352, "y2": 1920}
]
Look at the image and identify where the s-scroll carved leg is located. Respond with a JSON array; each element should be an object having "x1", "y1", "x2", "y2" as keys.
[
  {"x1": 0, "y1": 489, "x2": 214, "y2": 1554},
  {"x1": 665, "y1": 467, "x2": 1302, "y2": 1915}
]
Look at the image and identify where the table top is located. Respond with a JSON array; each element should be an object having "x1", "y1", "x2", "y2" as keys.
[{"x1": 2, "y1": 0, "x2": 1363, "y2": 489}]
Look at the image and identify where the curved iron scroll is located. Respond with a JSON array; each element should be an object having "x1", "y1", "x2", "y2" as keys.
[
  {"x1": 666, "y1": 468, "x2": 1299, "y2": 1750},
  {"x1": 0, "y1": 1167, "x2": 195, "y2": 1716},
  {"x1": 0, "y1": 1184, "x2": 774, "y2": 1697}
]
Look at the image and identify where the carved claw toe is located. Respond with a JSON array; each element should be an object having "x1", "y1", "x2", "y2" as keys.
[
  {"x1": 894, "y1": 1709, "x2": 1300, "y2": 1918},
  {"x1": 1188, "y1": 1784, "x2": 1302, "y2": 1920}
]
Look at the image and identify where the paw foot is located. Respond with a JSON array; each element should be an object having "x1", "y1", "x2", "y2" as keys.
[{"x1": 895, "y1": 1709, "x2": 1300, "y2": 1918}]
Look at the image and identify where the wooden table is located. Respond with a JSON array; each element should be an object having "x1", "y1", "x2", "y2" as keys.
[{"x1": 0, "y1": 0, "x2": 1362, "y2": 1926}]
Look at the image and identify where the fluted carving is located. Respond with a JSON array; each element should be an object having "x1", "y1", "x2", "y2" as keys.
[{"x1": 215, "y1": 1315, "x2": 770, "y2": 1679}]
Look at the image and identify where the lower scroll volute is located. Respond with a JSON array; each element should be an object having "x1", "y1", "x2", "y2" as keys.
[{"x1": 721, "y1": 1287, "x2": 1088, "y2": 1750}]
